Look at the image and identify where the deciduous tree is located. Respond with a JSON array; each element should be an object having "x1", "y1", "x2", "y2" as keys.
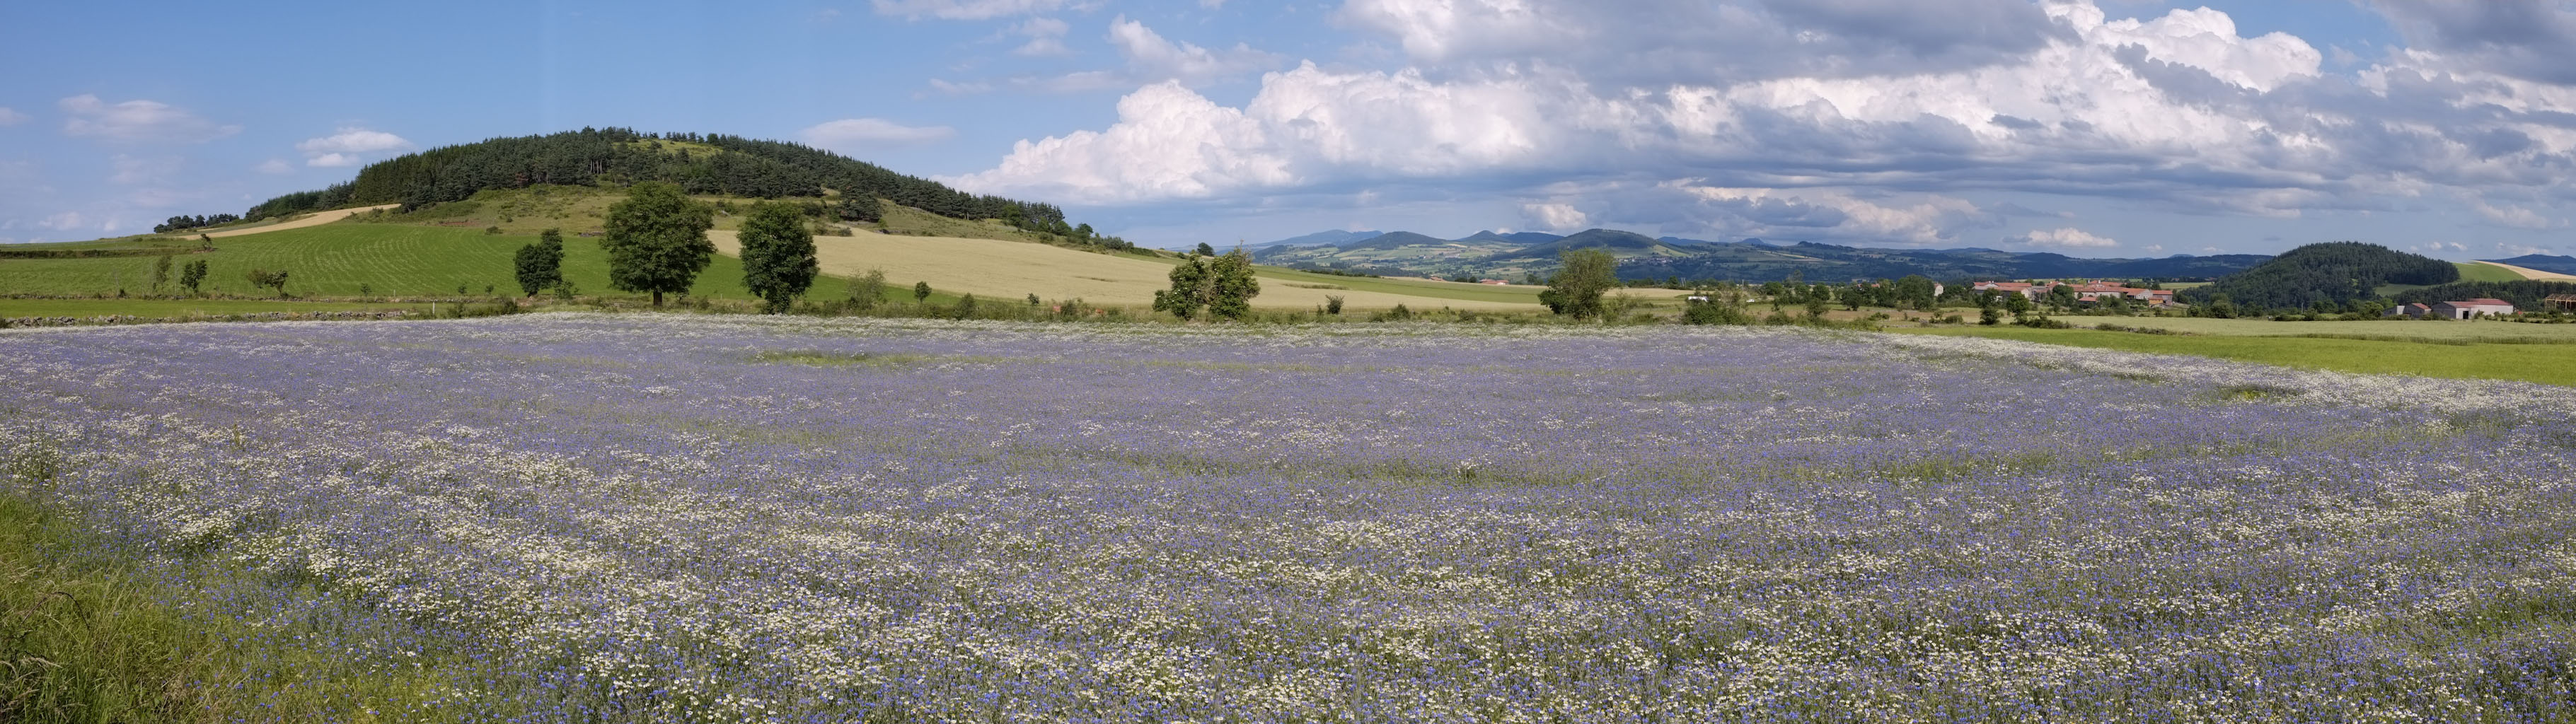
[
  {"x1": 739, "y1": 203, "x2": 819, "y2": 314},
  {"x1": 178, "y1": 259, "x2": 207, "y2": 294},
  {"x1": 601, "y1": 182, "x2": 714, "y2": 307},
  {"x1": 514, "y1": 228, "x2": 566, "y2": 296},
  {"x1": 1538, "y1": 249, "x2": 1617, "y2": 318}
]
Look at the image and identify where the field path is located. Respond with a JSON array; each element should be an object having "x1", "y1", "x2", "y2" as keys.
[
  {"x1": 202, "y1": 204, "x2": 400, "y2": 238},
  {"x1": 711, "y1": 229, "x2": 1544, "y2": 310},
  {"x1": 2471, "y1": 260, "x2": 2576, "y2": 281}
]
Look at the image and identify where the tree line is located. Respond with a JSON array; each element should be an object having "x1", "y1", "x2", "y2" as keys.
[{"x1": 152, "y1": 214, "x2": 243, "y2": 233}]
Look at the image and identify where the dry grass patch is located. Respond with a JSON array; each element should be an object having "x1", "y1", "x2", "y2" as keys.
[{"x1": 200, "y1": 204, "x2": 400, "y2": 238}]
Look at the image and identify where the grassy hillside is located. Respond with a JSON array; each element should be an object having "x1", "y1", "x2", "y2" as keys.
[
  {"x1": 2456, "y1": 261, "x2": 2532, "y2": 283},
  {"x1": 0, "y1": 224, "x2": 853, "y2": 301}
]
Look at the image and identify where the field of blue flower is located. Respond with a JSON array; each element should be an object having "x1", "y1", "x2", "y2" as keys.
[{"x1": 3, "y1": 313, "x2": 2572, "y2": 723}]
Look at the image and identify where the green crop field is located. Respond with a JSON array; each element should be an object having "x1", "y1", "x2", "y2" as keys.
[
  {"x1": 0, "y1": 223, "x2": 858, "y2": 302},
  {"x1": 2064, "y1": 315, "x2": 2576, "y2": 342},
  {"x1": 1230, "y1": 267, "x2": 1546, "y2": 305},
  {"x1": 2454, "y1": 262, "x2": 2529, "y2": 283},
  {"x1": 1902, "y1": 325, "x2": 2576, "y2": 387},
  {"x1": 0, "y1": 298, "x2": 422, "y2": 318}
]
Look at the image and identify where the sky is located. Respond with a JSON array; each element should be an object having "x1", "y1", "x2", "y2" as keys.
[{"x1": 4, "y1": 1, "x2": 2575, "y2": 260}]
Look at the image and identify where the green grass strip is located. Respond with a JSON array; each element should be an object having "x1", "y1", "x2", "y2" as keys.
[
  {"x1": 0, "y1": 491, "x2": 474, "y2": 723},
  {"x1": 1901, "y1": 327, "x2": 2576, "y2": 387}
]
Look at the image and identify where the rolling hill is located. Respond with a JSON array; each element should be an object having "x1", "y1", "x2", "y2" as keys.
[
  {"x1": 235, "y1": 127, "x2": 1090, "y2": 237},
  {"x1": 2482, "y1": 254, "x2": 2576, "y2": 276},
  {"x1": 1252, "y1": 227, "x2": 2270, "y2": 282},
  {"x1": 2183, "y1": 242, "x2": 2457, "y2": 310}
]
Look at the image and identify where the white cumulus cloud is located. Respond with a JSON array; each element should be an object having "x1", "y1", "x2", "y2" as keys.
[
  {"x1": 0, "y1": 107, "x2": 26, "y2": 126},
  {"x1": 296, "y1": 128, "x2": 412, "y2": 168},
  {"x1": 2473, "y1": 200, "x2": 2561, "y2": 230},
  {"x1": 59, "y1": 95, "x2": 239, "y2": 144},
  {"x1": 799, "y1": 118, "x2": 959, "y2": 152},
  {"x1": 255, "y1": 158, "x2": 295, "y2": 175},
  {"x1": 1107, "y1": 16, "x2": 1281, "y2": 84},
  {"x1": 1010, "y1": 17, "x2": 1070, "y2": 56},
  {"x1": 2014, "y1": 227, "x2": 2120, "y2": 248},
  {"x1": 872, "y1": 0, "x2": 1065, "y2": 20}
]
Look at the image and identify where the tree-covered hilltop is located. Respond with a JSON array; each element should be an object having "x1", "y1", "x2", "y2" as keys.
[
  {"x1": 2182, "y1": 241, "x2": 2457, "y2": 311},
  {"x1": 243, "y1": 127, "x2": 1064, "y2": 230}
]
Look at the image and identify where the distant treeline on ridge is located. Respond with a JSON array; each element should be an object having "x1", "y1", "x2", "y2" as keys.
[{"x1": 244, "y1": 127, "x2": 1064, "y2": 228}]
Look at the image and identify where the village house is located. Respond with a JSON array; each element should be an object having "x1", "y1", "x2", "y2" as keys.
[
  {"x1": 1971, "y1": 281, "x2": 2037, "y2": 299},
  {"x1": 1970, "y1": 280, "x2": 2177, "y2": 307},
  {"x1": 2429, "y1": 298, "x2": 2516, "y2": 320}
]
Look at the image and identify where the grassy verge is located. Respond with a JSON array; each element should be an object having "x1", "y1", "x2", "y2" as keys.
[
  {"x1": 0, "y1": 298, "x2": 422, "y2": 319},
  {"x1": 2060, "y1": 315, "x2": 2576, "y2": 342},
  {"x1": 0, "y1": 490, "x2": 477, "y2": 723},
  {"x1": 1902, "y1": 326, "x2": 2576, "y2": 387},
  {"x1": 2456, "y1": 261, "x2": 2529, "y2": 283},
  {"x1": 0, "y1": 223, "x2": 856, "y2": 301}
]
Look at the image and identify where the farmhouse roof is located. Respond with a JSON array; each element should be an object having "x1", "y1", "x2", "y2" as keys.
[{"x1": 2449, "y1": 298, "x2": 2514, "y2": 306}]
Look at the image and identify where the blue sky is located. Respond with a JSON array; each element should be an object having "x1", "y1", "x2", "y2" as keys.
[{"x1": 4, "y1": 1, "x2": 2573, "y2": 260}]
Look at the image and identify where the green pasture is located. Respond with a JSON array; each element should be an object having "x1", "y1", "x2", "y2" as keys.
[
  {"x1": 0, "y1": 298, "x2": 421, "y2": 318},
  {"x1": 2068, "y1": 315, "x2": 2576, "y2": 343},
  {"x1": 0, "y1": 489, "x2": 478, "y2": 722},
  {"x1": 2454, "y1": 262, "x2": 2528, "y2": 283},
  {"x1": 0, "y1": 223, "x2": 859, "y2": 302},
  {"x1": 1904, "y1": 326, "x2": 2576, "y2": 387},
  {"x1": 1244, "y1": 267, "x2": 1548, "y2": 305}
]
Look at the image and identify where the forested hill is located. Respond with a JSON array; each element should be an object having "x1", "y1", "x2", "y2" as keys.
[
  {"x1": 243, "y1": 127, "x2": 1063, "y2": 228},
  {"x1": 2183, "y1": 241, "x2": 2457, "y2": 310}
]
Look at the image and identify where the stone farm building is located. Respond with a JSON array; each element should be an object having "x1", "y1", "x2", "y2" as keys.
[
  {"x1": 2386, "y1": 298, "x2": 2516, "y2": 319},
  {"x1": 2548, "y1": 293, "x2": 2576, "y2": 312}
]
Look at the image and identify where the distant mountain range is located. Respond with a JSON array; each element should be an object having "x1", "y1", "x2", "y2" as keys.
[
  {"x1": 2485, "y1": 254, "x2": 2576, "y2": 275},
  {"x1": 1252, "y1": 228, "x2": 2270, "y2": 281}
]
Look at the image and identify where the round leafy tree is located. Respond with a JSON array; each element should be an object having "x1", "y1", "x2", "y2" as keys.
[{"x1": 601, "y1": 182, "x2": 714, "y2": 307}]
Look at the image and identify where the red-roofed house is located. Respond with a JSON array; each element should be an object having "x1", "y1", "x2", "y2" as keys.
[{"x1": 2384, "y1": 303, "x2": 2434, "y2": 318}]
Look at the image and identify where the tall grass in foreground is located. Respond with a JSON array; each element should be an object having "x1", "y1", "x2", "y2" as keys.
[{"x1": 0, "y1": 467, "x2": 481, "y2": 723}]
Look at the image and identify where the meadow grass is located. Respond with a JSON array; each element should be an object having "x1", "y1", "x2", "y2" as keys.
[
  {"x1": 2456, "y1": 261, "x2": 2531, "y2": 283},
  {"x1": 0, "y1": 298, "x2": 422, "y2": 318},
  {"x1": 2067, "y1": 315, "x2": 2576, "y2": 342},
  {"x1": 0, "y1": 223, "x2": 855, "y2": 302},
  {"x1": 0, "y1": 489, "x2": 475, "y2": 723},
  {"x1": 1905, "y1": 325, "x2": 2576, "y2": 386}
]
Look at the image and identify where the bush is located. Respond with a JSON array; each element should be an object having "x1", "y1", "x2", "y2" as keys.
[{"x1": 1682, "y1": 300, "x2": 1754, "y2": 325}]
